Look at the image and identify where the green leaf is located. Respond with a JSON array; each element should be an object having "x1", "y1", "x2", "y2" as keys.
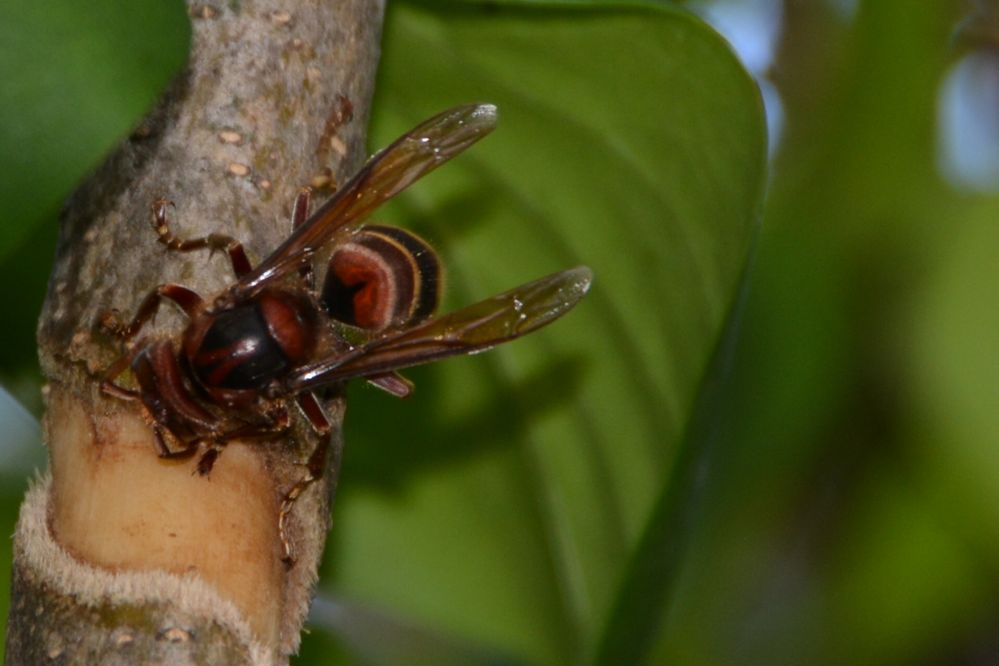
[
  {"x1": 0, "y1": 0, "x2": 189, "y2": 259},
  {"x1": 317, "y1": 3, "x2": 766, "y2": 664}
]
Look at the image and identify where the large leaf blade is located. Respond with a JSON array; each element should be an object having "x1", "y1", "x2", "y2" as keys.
[{"x1": 319, "y1": 4, "x2": 766, "y2": 664}]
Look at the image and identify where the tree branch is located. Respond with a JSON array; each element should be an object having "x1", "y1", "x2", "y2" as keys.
[{"x1": 6, "y1": 1, "x2": 384, "y2": 662}]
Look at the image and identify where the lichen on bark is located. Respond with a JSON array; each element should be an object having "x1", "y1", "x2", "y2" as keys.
[{"x1": 6, "y1": 1, "x2": 384, "y2": 662}]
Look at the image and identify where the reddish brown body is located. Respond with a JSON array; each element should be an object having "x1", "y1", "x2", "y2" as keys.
[
  {"x1": 98, "y1": 105, "x2": 592, "y2": 563},
  {"x1": 184, "y1": 290, "x2": 317, "y2": 395}
]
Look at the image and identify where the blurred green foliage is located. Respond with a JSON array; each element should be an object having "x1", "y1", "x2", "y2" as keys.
[
  {"x1": 657, "y1": 1, "x2": 999, "y2": 664},
  {"x1": 3, "y1": 0, "x2": 997, "y2": 665}
]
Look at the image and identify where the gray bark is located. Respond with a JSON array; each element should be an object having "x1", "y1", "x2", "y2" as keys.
[{"x1": 6, "y1": 1, "x2": 384, "y2": 662}]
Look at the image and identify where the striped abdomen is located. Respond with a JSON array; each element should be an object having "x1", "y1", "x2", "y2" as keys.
[{"x1": 322, "y1": 225, "x2": 441, "y2": 331}]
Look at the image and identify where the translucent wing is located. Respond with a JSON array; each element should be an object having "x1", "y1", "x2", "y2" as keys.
[
  {"x1": 236, "y1": 103, "x2": 499, "y2": 293},
  {"x1": 288, "y1": 266, "x2": 593, "y2": 391}
]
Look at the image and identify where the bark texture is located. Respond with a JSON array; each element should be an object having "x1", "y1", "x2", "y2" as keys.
[{"x1": 7, "y1": 1, "x2": 384, "y2": 662}]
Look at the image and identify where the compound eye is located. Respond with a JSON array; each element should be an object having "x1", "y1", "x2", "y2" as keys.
[{"x1": 322, "y1": 225, "x2": 441, "y2": 331}]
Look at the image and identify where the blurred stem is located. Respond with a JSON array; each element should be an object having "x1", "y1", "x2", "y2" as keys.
[{"x1": 5, "y1": 1, "x2": 383, "y2": 663}]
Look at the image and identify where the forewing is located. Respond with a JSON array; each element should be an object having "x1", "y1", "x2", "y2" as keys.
[
  {"x1": 235, "y1": 103, "x2": 498, "y2": 293},
  {"x1": 289, "y1": 266, "x2": 593, "y2": 391}
]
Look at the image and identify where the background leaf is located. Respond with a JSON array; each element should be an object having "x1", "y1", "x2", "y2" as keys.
[
  {"x1": 313, "y1": 3, "x2": 765, "y2": 664},
  {"x1": 645, "y1": 2, "x2": 999, "y2": 665}
]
